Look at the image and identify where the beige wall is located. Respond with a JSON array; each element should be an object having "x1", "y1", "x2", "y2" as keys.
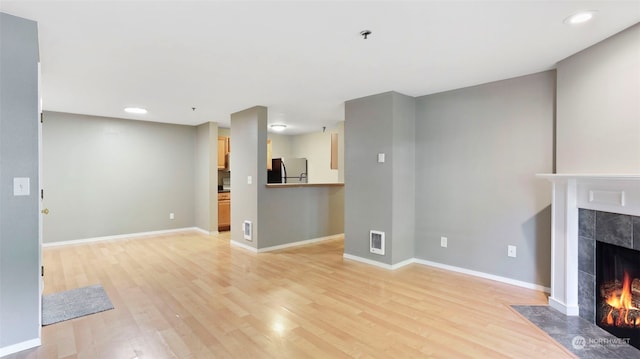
[
  {"x1": 556, "y1": 24, "x2": 640, "y2": 173},
  {"x1": 290, "y1": 125, "x2": 342, "y2": 183}
]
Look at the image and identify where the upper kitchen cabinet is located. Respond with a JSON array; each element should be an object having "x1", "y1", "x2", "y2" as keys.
[{"x1": 217, "y1": 136, "x2": 230, "y2": 169}]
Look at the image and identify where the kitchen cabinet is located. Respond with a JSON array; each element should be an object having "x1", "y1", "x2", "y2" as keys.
[
  {"x1": 330, "y1": 133, "x2": 338, "y2": 170},
  {"x1": 218, "y1": 191, "x2": 230, "y2": 231},
  {"x1": 217, "y1": 136, "x2": 229, "y2": 170}
]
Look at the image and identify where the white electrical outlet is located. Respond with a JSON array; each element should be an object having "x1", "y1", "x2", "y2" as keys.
[
  {"x1": 247, "y1": 175, "x2": 253, "y2": 184},
  {"x1": 169, "y1": 213, "x2": 175, "y2": 220},
  {"x1": 508, "y1": 245, "x2": 517, "y2": 258},
  {"x1": 440, "y1": 236, "x2": 448, "y2": 248}
]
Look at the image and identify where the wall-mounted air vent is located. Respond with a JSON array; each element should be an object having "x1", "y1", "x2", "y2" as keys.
[
  {"x1": 370, "y1": 230, "x2": 385, "y2": 255},
  {"x1": 243, "y1": 220, "x2": 252, "y2": 241}
]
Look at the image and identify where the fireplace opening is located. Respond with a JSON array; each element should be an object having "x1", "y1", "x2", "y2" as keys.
[{"x1": 596, "y1": 241, "x2": 640, "y2": 350}]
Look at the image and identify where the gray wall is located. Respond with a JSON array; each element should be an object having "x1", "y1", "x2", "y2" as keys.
[
  {"x1": 345, "y1": 93, "x2": 394, "y2": 263},
  {"x1": 556, "y1": 23, "x2": 640, "y2": 173},
  {"x1": 195, "y1": 122, "x2": 217, "y2": 232},
  {"x1": 259, "y1": 186, "x2": 344, "y2": 248},
  {"x1": 230, "y1": 106, "x2": 268, "y2": 248},
  {"x1": 0, "y1": 12, "x2": 41, "y2": 351},
  {"x1": 344, "y1": 92, "x2": 415, "y2": 265},
  {"x1": 415, "y1": 71, "x2": 555, "y2": 286},
  {"x1": 391, "y1": 93, "x2": 416, "y2": 264},
  {"x1": 42, "y1": 112, "x2": 196, "y2": 243}
]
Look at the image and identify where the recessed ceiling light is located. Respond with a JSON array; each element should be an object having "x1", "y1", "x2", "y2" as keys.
[
  {"x1": 270, "y1": 124, "x2": 287, "y2": 132},
  {"x1": 564, "y1": 10, "x2": 597, "y2": 25},
  {"x1": 124, "y1": 107, "x2": 147, "y2": 114}
]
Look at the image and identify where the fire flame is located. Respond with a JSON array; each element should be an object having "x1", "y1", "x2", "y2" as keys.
[{"x1": 604, "y1": 271, "x2": 638, "y2": 327}]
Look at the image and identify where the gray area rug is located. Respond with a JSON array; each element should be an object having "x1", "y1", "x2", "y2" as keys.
[
  {"x1": 512, "y1": 305, "x2": 640, "y2": 359},
  {"x1": 42, "y1": 284, "x2": 114, "y2": 326}
]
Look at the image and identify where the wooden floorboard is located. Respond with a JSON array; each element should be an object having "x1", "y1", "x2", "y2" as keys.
[{"x1": 5, "y1": 231, "x2": 575, "y2": 358}]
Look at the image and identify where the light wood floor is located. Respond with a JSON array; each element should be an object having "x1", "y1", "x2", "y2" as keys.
[{"x1": 7, "y1": 232, "x2": 575, "y2": 359}]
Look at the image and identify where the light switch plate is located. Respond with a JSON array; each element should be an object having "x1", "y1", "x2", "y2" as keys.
[
  {"x1": 13, "y1": 177, "x2": 30, "y2": 196},
  {"x1": 247, "y1": 175, "x2": 253, "y2": 184},
  {"x1": 377, "y1": 153, "x2": 385, "y2": 163}
]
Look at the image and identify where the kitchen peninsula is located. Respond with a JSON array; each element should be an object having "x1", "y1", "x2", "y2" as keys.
[{"x1": 265, "y1": 183, "x2": 344, "y2": 188}]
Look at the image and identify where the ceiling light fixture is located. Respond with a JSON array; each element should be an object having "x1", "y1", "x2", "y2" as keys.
[
  {"x1": 270, "y1": 124, "x2": 287, "y2": 132},
  {"x1": 124, "y1": 107, "x2": 147, "y2": 114},
  {"x1": 564, "y1": 10, "x2": 596, "y2": 25}
]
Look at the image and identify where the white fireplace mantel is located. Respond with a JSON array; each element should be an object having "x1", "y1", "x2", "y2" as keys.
[{"x1": 537, "y1": 174, "x2": 640, "y2": 316}]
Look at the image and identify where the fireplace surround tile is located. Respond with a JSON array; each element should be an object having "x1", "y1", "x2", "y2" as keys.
[
  {"x1": 634, "y1": 217, "x2": 640, "y2": 251},
  {"x1": 578, "y1": 236, "x2": 595, "y2": 275},
  {"x1": 579, "y1": 208, "x2": 596, "y2": 239},
  {"x1": 513, "y1": 305, "x2": 640, "y2": 358},
  {"x1": 596, "y1": 211, "x2": 633, "y2": 249},
  {"x1": 578, "y1": 270, "x2": 595, "y2": 323}
]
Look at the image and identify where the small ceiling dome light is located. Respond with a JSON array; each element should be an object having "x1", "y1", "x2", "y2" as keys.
[
  {"x1": 270, "y1": 124, "x2": 287, "y2": 132},
  {"x1": 564, "y1": 10, "x2": 596, "y2": 25},
  {"x1": 124, "y1": 107, "x2": 147, "y2": 114}
]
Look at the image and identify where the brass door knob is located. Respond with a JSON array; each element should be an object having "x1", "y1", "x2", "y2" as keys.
[{"x1": 41, "y1": 208, "x2": 49, "y2": 215}]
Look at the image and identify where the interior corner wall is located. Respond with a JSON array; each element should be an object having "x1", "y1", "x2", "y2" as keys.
[
  {"x1": 195, "y1": 122, "x2": 218, "y2": 232},
  {"x1": 230, "y1": 106, "x2": 268, "y2": 248},
  {"x1": 414, "y1": 71, "x2": 555, "y2": 286},
  {"x1": 0, "y1": 12, "x2": 41, "y2": 352},
  {"x1": 42, "y1": 112, "x2": 196, "y2": 243},
  {"x1": 556, "y1": 23, "x2": 640, "y2": 173},
  {"x1": 344, "y1": 92, "x2": 396, "y2": 265}
]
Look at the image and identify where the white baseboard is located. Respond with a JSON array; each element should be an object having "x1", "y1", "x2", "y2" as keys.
[
  {"x1": 42, "y1": 227, "x2": 201, "y2": 247},
  {"x1": 343, "y1": 253, "x2": 414, "y2": 270},
  {"x1": 342, "y1": 253, "x2": 549, "y2": 293},
  {"x1": 0, "y1": 338, "x2": 41, "y2": 357},
  {"x1": 548, "y1": 296, "x2": 580, "y2": 316},
  {"x1": 193, "y1": 227, "x2": 217, "y2": 236},
  {"x1": 413, "y1": 258, "x2": 551, "y2": 293},
  {"x1": 258, "y1": 234, "x2": 343, "y2": 253},
  {"x1": 230, "y1": 239, "x2": 258, "y2": 252}
]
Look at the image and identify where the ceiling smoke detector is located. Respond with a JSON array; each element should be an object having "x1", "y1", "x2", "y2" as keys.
[{"x1": 360, "y1": 30, "x2": 372, "y2": 39}]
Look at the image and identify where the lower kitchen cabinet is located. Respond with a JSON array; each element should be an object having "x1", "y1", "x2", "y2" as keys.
[{"x1": 218, "y1": 192, "x2": 230, "y2": 231}]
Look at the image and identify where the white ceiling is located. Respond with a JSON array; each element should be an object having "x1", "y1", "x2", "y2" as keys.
[{"x1": 1, "y1": 1, "x2": 639, "y2": 134}]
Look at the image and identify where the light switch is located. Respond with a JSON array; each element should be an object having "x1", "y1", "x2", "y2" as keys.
[
  {"x1": 13, "y1": 177, "x2": 30, "y2": 196},
  {"x1": 377, "y1": 153, "x2": 385, "y2": 163},
  {"x1": 247, "y1": 175, "x2": 253, "y2": 184}
]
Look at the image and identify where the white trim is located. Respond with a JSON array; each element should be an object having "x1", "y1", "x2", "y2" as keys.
[
  {"x1": 390, "y1": 258, "x2": 415, "y2": 270},
  {"x1": 343, "y1": 253, "x2": 415, "y2": 270},
  {"x1": 193, "y1": 227, "x2": 216, "y2": 236},
  {"x1": 258, "y1": 234, "x2": 343, "y2": 253},
  {"x1": 343, "y1": 253, "x2": 395, "y2": 269},
  {"x1": 342, "y1": 254, "x2": 550, "y2": 293},
  {"x1": 414, "y1": 259, "x2": 551, "y2": 293},
  {"x1": 0, "y1": 338, "x2": 41, "y2": 357},
  {"x1": 549, "y1": 296, "x2": 580, "y2": 316},
  {"x1": 230, "y1": 239, "x2": 258, "y2": 253},
  {"x1": 42, "y1": 227, "x2": 201, "y2": 247}
]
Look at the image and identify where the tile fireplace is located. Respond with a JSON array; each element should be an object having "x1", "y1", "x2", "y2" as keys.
[{"x1": 539, "y1": 174, "x2": 640, "y2": 350}]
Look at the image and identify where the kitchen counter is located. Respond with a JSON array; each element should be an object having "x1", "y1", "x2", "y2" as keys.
[{"x1": 265, "y1": 183, "x2": 344, "y2": 188}]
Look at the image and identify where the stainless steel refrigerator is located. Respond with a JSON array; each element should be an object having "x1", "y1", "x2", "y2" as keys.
[{"x1": 268, "y1": 158, "x2": 308, "y2": 183}]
